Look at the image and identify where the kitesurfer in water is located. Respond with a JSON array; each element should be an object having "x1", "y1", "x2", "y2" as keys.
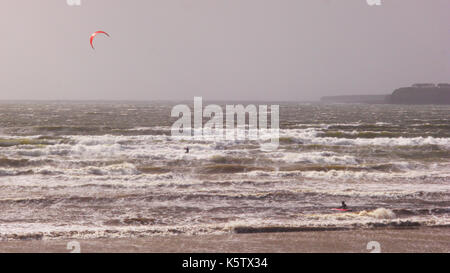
[{"x1": 185, "y1": 147, "x2": 190, "y2": 153}]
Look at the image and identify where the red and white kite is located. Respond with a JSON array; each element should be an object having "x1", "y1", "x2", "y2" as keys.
[{"x1": 90, "y1": 31, "x2": 110, "y2": 49}]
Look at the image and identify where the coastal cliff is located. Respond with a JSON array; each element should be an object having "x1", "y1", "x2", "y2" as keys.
[
  {"x1": 320, "y1": 83, "x2": 450, "y2": 104},
  {"x1": 389, "y1": 86, "x2": 450, "y2": 104}
]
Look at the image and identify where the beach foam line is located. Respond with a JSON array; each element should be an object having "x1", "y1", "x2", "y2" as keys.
[
  {"x1": 233, "y1": 221, "x2": 425, "y2": 234},
  {"x1": 233, "y1": 226, "x2": 351, "y2": 233}
]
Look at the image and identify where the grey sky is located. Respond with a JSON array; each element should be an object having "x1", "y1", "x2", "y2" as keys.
[{"x1": 1, "y1": 0, "x2": 449, "y2": 101}]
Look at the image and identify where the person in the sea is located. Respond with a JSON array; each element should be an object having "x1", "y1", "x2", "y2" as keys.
[
  {"x1": 185, "y1": 147, "x2": 190, "y2": 153},
  {"x1": 340, "y1": 201, "x2": 348, "y2": 209}
]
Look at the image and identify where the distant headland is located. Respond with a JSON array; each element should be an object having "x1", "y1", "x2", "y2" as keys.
[{"x1": 321, "y1": 83, "x2": 450, "y2": 104}]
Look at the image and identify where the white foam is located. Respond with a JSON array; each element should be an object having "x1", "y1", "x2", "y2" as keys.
[
  {"x1": 359, "y1": 208, "x2": 397, "y2": 219},
  {"x1": 277, "y1": 128, "x2": 450, "y2": 148},
  {"x1": 273, "y1": 151, "x2": 358, "y2": 165}
]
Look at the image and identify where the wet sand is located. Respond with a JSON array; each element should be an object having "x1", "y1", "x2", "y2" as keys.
[{"x1": 0, "y1": 227, "x2": 448, "y2": 253}]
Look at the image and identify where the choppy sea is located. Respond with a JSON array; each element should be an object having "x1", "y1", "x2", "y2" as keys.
[{"x1": 0, "y1": 101, "x2": 449, "y2": 240}]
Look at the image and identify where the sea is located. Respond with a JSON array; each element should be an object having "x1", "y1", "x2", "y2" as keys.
[{"x1": 0, "y1": 101, "x2": 449, "y2": 240}]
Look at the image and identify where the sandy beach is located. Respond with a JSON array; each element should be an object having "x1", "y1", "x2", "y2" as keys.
[{"x1": 0, "y1": 227, "x2": 448, "y2": 253}]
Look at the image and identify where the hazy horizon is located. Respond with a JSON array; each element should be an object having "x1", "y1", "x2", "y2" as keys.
[{"x1": 1, "y1": 0, "x2": 449, "y2": 101}]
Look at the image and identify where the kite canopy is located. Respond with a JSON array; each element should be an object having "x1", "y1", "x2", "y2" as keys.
[{"x1": 90, "y1": 31, "x2": 110, "y2": 49}]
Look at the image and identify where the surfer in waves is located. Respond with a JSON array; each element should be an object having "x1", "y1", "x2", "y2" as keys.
[
  {"x1": 331, "y1": 201, "x2": 351, "y2": 212},
  {"x1": 185, "y1": 147, "x2": 190, "y2": 154}
]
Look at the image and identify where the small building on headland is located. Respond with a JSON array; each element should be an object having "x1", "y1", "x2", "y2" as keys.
[{"x1": 412, "y1": 83, "x2": 436, "y2": 88}]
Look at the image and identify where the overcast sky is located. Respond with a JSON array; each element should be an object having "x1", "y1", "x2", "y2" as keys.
[{"x1": 0, "y1": 0, "x2": 449, "y2": 101}]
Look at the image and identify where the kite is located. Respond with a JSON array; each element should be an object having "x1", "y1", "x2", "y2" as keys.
[{"x1": 90, "y1": 31, "x2": 110, "y2": 49}]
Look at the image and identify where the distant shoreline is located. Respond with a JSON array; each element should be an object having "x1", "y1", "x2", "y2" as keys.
[
  {"x1": 320, "y1": 94, "x2": 389, "y2": 104},
  {"x1": 0, "y1": 99, "x2": 316, "y2": 104}
]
